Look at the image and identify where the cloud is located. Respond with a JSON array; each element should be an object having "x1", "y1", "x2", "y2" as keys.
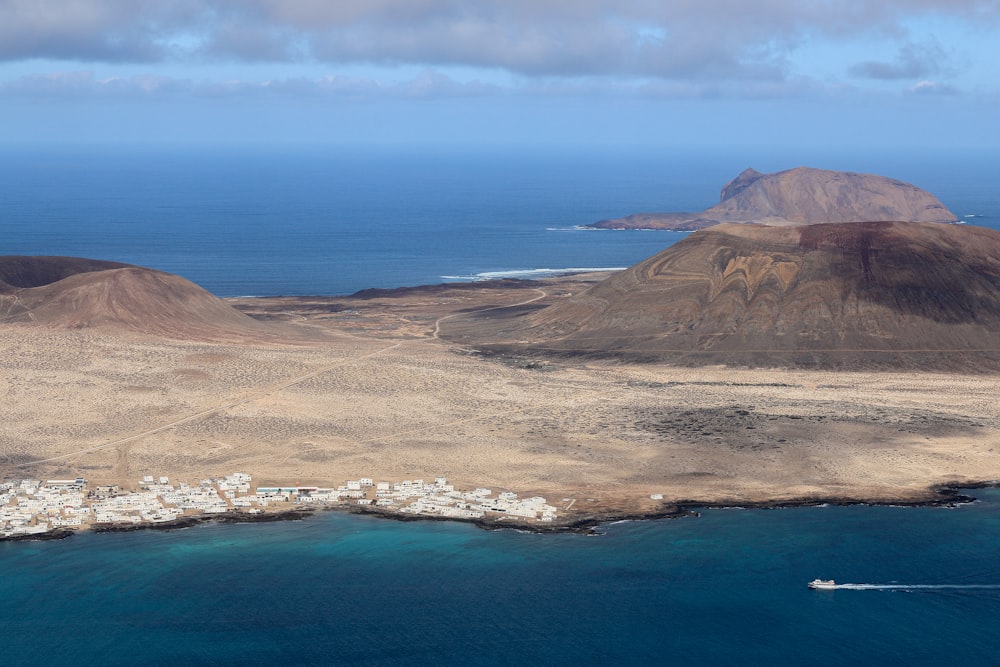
[
  {"x1": 849, "y1": 40, "x2": 953, "y2": 80},
  {"x1": 0, "y1": 68, "x2": 501, "y2": 102},
  {"x1": 1, "y1": 0, "x2": 997, "y2": 84},
  {"x1": 0, "y1": 1, "x2": 192, "y2": 62},
  {"x1": 0, "y1": 70, "x2": 194, "y2": 101},
  {"x1": 907, "y1": 79, "x2": 959, "y2": 95},
  {"x1": 2, "y1": 65, "x2": 846, "y2": 105}
]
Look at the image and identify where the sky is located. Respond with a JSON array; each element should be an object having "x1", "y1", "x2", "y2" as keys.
[{"x1": 1, "y1": 0, "x2": 999, "y2": 152}]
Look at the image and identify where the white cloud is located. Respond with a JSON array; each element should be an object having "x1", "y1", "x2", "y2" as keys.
[
  {"x1": 849, "y1": 40, "x2": 954, "y2": 80},
  {"x1": 907, "y1": 79, "x2": 959, "y2": 95},
  {"x1": 0, "y1": 0, "x2": 996, "y2": 85},
  {"x1": 0, "y1": 68, "x2": 501, "y2": 101}
]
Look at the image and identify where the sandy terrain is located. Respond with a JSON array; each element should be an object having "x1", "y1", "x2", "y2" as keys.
[{"x1": 2, "y1": 275, "x2": 998, "y2": 523}]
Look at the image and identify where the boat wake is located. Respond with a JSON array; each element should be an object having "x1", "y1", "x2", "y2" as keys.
[
  {"x1": 833, "y1": 583, "x2": 1000, "y2": 591},
  {"x1": 811, "y1": 577, "x2": 1000, "y2": 592}
]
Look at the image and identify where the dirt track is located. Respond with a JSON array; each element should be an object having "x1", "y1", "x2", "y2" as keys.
[{"x1": 2, "y1": 275, "x2": 998, "y2": 520}]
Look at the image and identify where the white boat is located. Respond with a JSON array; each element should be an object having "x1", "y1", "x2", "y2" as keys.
[{"x1": 808, "y1": 579, "x2": 837, "y2": 589}]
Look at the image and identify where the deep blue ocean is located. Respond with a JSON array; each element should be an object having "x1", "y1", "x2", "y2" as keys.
[
  {"x1": 2, "y1": 144, "x2": 1000, "y2": 664},
  {"x1": 2, "y1": 144, "x2": 998, "y2": 296}
]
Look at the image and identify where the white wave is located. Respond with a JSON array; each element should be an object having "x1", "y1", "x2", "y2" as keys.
[
  {"x1": 544, "y1": 226, "x2": 692, "y2": 232},
  {"x1": 441, "y1": 267, "x2": 627, "y2": 281}
]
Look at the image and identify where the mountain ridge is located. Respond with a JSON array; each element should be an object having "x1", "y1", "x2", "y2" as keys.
[{"x1": 443, "y1": 221, "x2": 1000, "y2": 370}]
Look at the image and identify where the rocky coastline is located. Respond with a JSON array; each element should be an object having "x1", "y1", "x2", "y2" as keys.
[
  {"x1": 227, "y1": 483, "x2": 997, "y2": 537},
  {"x1": 89, "y1": 507, "x2": 318, "y2": 533},
  {"x1": 1, "y1": 508, "x2": 318, "y2": 543},
  {"x1": 3, "y1": 481, "x2": 994, "y2": 543}
]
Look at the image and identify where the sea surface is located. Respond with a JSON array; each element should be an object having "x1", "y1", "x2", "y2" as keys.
[
  {"x1": 2, "y1": 144, "x2": 998, "y2": 296},
  {"x1": 3, "y1": 491, "x2": 1000, "y2": 665},
  {"x1": 2, "y1": 144, "x2": 1000, "y2": 664}
]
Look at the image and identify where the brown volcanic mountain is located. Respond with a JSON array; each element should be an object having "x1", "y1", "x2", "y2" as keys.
[
  {"x1": 445, "y1": 222, "x2": 1000, "y2": 370},
  {"x1": 0, "y1": 256, "x2": 309, "y2": 342},
  {"x1": 591, "y1": 167, "x2": 957, "y2": 230}
]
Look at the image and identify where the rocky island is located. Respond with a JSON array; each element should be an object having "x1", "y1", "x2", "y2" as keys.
[{"x1": 590, "y1": 167, "x2": 958, "y2": 230}]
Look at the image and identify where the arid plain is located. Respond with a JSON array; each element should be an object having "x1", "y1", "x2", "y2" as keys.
[{"x1": 3, "y1": 273, "x2": 999, "y2": 523}]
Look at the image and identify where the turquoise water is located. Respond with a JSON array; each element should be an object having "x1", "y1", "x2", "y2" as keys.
[{"x1": 3, "y1": 491, "x2": 1000, "y2": 665}]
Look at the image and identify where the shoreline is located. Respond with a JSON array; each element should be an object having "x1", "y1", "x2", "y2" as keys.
[
  {"x1": 90, "y1": 507, "x2": 318, "y2": 533},
  {"x1": 4, "y1": 483, "x2": 992, "y2": 543},
  {"x1": 0, "y1": 507, "x2": 319, "y2": 543}
]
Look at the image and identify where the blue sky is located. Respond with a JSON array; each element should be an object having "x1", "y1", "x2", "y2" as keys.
[{"x1": 1, "y1": 1, "x2": 998, "y2": 151}]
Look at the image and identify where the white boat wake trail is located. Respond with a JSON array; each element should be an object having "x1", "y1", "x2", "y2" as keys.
[{"x1": 834, "y1": 584, "x2": 1000, "y2": 591}]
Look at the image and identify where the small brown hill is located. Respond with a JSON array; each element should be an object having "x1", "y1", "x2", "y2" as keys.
[
  {"x1": 0, "y1": 256, "x2": 312, "y2": 343},
  {"x1": 0, "y1": 256, "x2": 133, "y2": 292},
  {"x1": 446, "y1": 222, "x2": 1000, "y2": 370},
  {"x1": 591, "y1": 167, "x2": 957, "y2": 230}
]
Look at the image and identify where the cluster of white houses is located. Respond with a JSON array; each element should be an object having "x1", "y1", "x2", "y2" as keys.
[
  {"x1": 1, "y1": 472, "x2": 557, "y2": 538},
  {"x1": 290, "y1": 477, "x2": 556, "y2": 522}
]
